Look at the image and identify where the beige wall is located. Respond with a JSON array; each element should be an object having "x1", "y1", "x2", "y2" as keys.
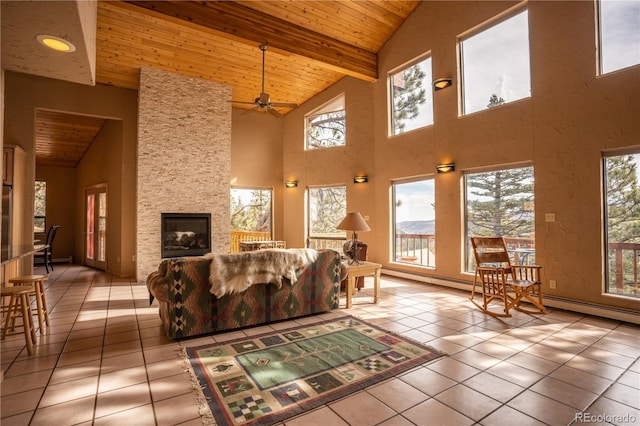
[
  {"x1": 4, "y1": 71, "x2": 138, "y2": 277},
  {"x1": 282, "y1": 1, "x2": 640, "y2": 312},
  {"x1": 230, "y1": 109, "x2": 285, "y2": 241}
]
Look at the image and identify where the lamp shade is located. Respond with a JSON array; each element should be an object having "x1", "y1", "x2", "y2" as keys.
[{"x1": 337, "y1": 212, "x2": 371, "y2": 232}]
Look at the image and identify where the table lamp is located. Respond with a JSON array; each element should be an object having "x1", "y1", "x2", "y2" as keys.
[{"x1": 337, "y1": 212, "x2": 371, "y2": 264}]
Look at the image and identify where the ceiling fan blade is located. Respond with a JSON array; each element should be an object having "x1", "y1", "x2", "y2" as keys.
[
  {"x1": 267, "y1": 108, "x2": 283, "y2": 118},
  {"x1": 230, "y1": 100, "x2": 257, "y2": 105},
  {"x1": 242, "y1": 106, "x2": 260, "y2": 115},
  {"x1": 270, "y1": 102, "x2": 298, "y2": 108}
]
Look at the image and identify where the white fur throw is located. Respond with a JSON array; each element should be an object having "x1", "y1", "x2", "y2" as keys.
[{"x1": 206, "y1": 248, "x2": 319, "y2": 298}]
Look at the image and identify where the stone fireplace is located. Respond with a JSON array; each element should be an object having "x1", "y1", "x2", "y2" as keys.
[{"x1": 136, "y1": 68, "x2": 231, "y2": 280}]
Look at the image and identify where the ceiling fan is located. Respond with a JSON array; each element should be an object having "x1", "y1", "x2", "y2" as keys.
[{"x1": 231, "y1": 44, "x2": 298, "y2": 117}]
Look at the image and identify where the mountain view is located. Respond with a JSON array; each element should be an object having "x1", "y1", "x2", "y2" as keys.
[{"x1": 396, "y1": 220, "x2": 435, "y2": 235}]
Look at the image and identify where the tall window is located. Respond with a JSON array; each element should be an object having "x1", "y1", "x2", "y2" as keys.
[
  {"x1": 230, "y1": 187, "x2": 273, "y2": 240},
  {"x1": 389, "y1": 56, "x2": 433, "y2": 135},
  {"x1": 34, "y1": 180, "x2": 46, "y2": 234},
  {"x1": 305, "y1": 95, "x2": 345, "y2": 150},
  {"x1": 307, "y1": 186, "x2": 347, "y2": 245},
  {"x1": 460, "y1": 8, "x2": 531, "y2": 115},
  {"x1": 392, "y1": 178, "x2": 435, "y2": 267},
  {"x1": 464, "y1": 165, "x2": 535, "y2": 272},
  {"x1": 603, "y1": 152, "x2": 640, "y2": 299},
  {"x1": 598, "y1": 0, "x2": 640, "y2": 75}
]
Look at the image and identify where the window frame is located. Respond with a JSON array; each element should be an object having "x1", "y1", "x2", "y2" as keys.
[
  {"x1": 602, "y1": 149, "x2": 640, "y2": 300},
  {"x1": 597, "y1": 0, "x2": 640, "y2": 76},
  {"x1": 230, "y1": 186, "x2": 274, "y2": 239},
  {"x1": 388, "y1": 53, "x2": 434, "y2": 136},
  {"x1": 306, "y1": 184, "x2": 347, "y2": 240},
  {"x1": 391, "y1": 176, "x2": 436, "y2": 268},
  {"x1": 459, "y1": 4, "x2": 531, "y2": 116},
  {"x1": 463, "y1": 163, "x2": 536, "y2": 274},
  {"x1": 304, "y1": 94, "x2": 346, "y2": 150}
]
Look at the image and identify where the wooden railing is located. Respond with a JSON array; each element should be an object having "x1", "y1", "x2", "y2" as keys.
[
  {"x1": 395, "y1": 233, "x2": 436, "y2": 267},
  {"x1": 307, "y1": 237, "x2": 346, "y2": 251},
  {"x1": 608, "y1": 242, "x2": 640, "y2": 295},
  {"x1": 230, "y1": 230, "x2": 271, "y2": 253}
]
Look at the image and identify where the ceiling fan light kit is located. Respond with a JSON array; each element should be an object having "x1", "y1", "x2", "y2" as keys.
[{"x1": 231, "y1": 44, "x2": 298, "y2": 117}]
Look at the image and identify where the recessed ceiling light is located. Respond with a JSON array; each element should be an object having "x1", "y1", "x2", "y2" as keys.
[{"x1": 36, "y1": 34, "x2": 76, "y2": 53}]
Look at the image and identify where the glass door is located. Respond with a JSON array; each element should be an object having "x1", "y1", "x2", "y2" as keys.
[{"x1": 85, "y1": 185, "x2": 107, "y2": 270}]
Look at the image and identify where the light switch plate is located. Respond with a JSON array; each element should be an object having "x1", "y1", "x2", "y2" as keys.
[{"x1": 545, "y1": 212, "x2": 556, "y2": 222}]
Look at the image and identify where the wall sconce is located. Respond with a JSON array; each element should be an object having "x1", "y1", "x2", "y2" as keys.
[
  {"x1": 353, "y1": 175, "x2": 368, "y2": 184},
  {"x1": 436, "y1": 163, "x2": 455, "y2": 173},
  {"x1": 433, "y1": 78, "x2": 452, "y2": 91},
  {"x1": 284, "y1": 180, "x2": 298, "y2": 188}
]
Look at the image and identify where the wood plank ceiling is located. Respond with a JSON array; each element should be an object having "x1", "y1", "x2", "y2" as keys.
[{"x1": 35, "y1": 0, "x2": 421, "y2": 167}]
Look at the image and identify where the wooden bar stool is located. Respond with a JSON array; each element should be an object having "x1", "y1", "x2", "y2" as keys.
[
  {"x1": 1, "y1": 286, "x2": 36, "y2": 355},
  {"x1": 9, "y1": 275, "x2": 50, "y2": 333}
]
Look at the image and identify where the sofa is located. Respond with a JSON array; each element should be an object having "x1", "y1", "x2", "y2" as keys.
[{"x1": 146, "y1": 248, "x2": 345, "y2": 339}]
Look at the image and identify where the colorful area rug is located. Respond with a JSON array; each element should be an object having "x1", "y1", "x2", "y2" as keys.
[{"x1": 183, "y1": 315, "x2": 446, "y2": 425}]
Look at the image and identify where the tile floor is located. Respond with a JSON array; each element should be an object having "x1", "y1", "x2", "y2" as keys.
[{"x1": 1, "y1": 264, "x2": 639, "y2": 426}]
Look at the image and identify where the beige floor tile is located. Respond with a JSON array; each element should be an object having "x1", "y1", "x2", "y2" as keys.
[
  {"x1": 427, "y1": 357, "x2": 481, "y2": 382},
  {"x1": 451, "y1": 348, "x2": 502, "y2": 370},
  {"x1": 464, "y1": 371, "x2": 525, "y2": 403},
  {"x1": 0, "y1": 410, "x2": 34, "y2": 426},
  {"x1": 149, "y1": 371, "x2": 193, "y2": 402},
  {"x1": 376, "y1": 414, "x2": 416, "y2": 426},
  {"x1": 0, "y1": 388, "x2": 44, "y2": 419},
  {"x1": 507, "y1": 390, "x2": 579, "y2": 425},
  {"x1": 602, "y1": 383, "x2": 640, "y2": 409},
  {"x1": 30, "y1": 395, "x2": 96, "y2": 425},
  {"x1": 549, "y1": 365, "x2": 614, "y2": 394},
  {"x1": 285, "y1": 406, "x2": 349, "y2": 426},
  {"x1": 399, "y1": 366, "x2": 457, "y2": 397},
  {"x1": 402, "y1": 398, "x2": 474, "y2": 426},
  {"x1": 94, "y1": 403, "x2": 161, "y2": 426},
  {"x1": 367, "y1": 378, "x2": 429, "y2": 412},
  {"x1": 153, "y1": 392, "x2": 203, "y2": 426},
  {"x1": 480, "y1": 405, "x2": 547, "y2": 426},
  {"x1": 49, "y1": 359, "x2": 101, "y2": 385},
  {"x1": 435, "y1": 384, "x2": 502, "y2": 421},
  {"x1": 95, "y1": 382, "x2": 152, "y2": 418},
  {"x1": 98, "y1": 365, "x2": 148, "y2": 393},
  {"x1": 485, "y1": 361, "x2": 544, "y2": 388},
  {"x1": 39, "y1": 375, "x2": 99, "y2": 407},
  {"x1": 530, "y1": 376, "x2": 598, "y2": 411},
  {"x1": 585, "y1": 395, "x2": 640, "y2": 423},
  {"x1": 618, "y1": 370, "x2": 640, "y2": 389},
  {"x1": 100, "y1": 350, "x2": 145, "y2": 374},
  {"x1": 504, "y1": 351, "x2": 561, "y2": 375},
  {"x1": 329, "y1": 391, "x2": 396, "y2": 426},
  {"x1": 0, "y1": 368, "x2": 52, "y2": 395}
]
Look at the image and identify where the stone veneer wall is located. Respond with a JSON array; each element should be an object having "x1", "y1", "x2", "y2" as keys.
[{"x1": 136, "y1": 68, "x2": 231, "y2": 281}]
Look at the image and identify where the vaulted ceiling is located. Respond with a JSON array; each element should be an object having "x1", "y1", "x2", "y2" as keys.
[{"x1": 2, "y1": 0, "x2": 421, "y2": 166}]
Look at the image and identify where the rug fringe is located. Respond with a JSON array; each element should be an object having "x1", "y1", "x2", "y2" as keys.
[{"x1": 180, "y1": 347, "x2": 217, "y2": 425}]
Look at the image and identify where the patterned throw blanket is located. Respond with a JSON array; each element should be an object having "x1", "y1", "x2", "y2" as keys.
[{"x1": 206, "y1": 248, "x2": 319, "y2": 298}]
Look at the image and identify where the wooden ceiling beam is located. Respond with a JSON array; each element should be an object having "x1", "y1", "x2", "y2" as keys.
[{"x1": 125, "y1": 0, "x2": 378, "y2": 82}]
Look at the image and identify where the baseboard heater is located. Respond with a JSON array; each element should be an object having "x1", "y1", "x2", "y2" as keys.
[{"x1": 383, "y1": 268, "x2": 640, "y2": 325}]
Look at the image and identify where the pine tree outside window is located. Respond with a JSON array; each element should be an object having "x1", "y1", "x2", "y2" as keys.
[
  {"x1": 389, "y1": 56, "x2": 432, "y2": 135},
  {"x1": 464, "y1": 165, "x2": 535, "y2": 272},
  {"x1": 307, "y1": 186, "x2": 347, "y2": 240},
  {"x1": 305, "y1": 95, "x2": 345, "y2": 150},
  {"x1": 230, "y1": 187, "x2": 272, "y2": 238},
  {"x1": 34, "y1": 180, "x2": 46, "y2": 234},
  {"x1": 603, "y1": 152, "x2": 640, "y2": 299}
]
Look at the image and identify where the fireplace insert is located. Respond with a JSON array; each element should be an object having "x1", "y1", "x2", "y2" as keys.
[{"x1": 161, "y1": 213, "x2": 211, "y2": 258}]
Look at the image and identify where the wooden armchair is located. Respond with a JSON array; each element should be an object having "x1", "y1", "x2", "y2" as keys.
[{"x1": 470, "y1": 236, "x2": 544, "y2": 317}]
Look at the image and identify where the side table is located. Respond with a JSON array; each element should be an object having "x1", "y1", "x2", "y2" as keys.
[{"x1": 342, "y1": 260, "x2": 381, "y2": 309}]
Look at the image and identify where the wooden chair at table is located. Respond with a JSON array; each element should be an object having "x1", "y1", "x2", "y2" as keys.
[
  {"x1": 34, "y1": 225, "x2": 60, "y2": 273},
  {"x1": 470, "y1": 236, "x2": 544, "y2": 317}
]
